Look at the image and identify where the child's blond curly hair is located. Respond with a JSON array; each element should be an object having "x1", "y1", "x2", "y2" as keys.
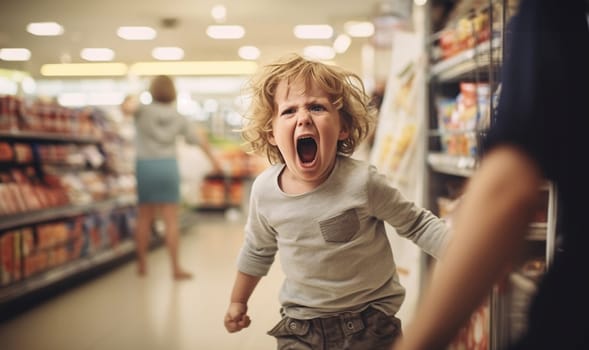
[{"x1": 241, "y1": 54, "x2": 377, "y2": 164}]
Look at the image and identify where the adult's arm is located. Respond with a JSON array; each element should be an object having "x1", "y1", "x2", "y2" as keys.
[
  {"x1": 183, "y1": 123, "x2": 224, "y2": 173},
  {"x1": 196, "y1": 128, "x2": 224, "y2": 173},
  {"x1": 394, "y1": 145, "x2": 543, "y2": 349}
]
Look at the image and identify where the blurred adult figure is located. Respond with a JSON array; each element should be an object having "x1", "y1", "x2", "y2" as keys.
[
  {"x1": 134, "y1": 75, "x2": 222, "y2": 279},
  {"x1": 395, "y1": 0, "x2": 589, "y2": 349}
]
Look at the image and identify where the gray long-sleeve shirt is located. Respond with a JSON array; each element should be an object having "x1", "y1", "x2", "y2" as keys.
[
  {"x1": 134, "y1": 102, "x2": 200, "y2": 159},
  {"x1": 237, "y1": 156, "x2": 449, "y2": 319}
]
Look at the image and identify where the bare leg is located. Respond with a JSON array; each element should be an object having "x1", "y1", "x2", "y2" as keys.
[
  {"x1": 136, "y1": 204, "x2": 156, "y2": 276},
  {"x1": 160, "y1": 203, "x2": 192, "y2": 280}
]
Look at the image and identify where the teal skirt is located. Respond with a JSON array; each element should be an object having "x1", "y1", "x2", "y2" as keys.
[{"x1": 135, "y1": 158, "x2": 180, "y2": 203}]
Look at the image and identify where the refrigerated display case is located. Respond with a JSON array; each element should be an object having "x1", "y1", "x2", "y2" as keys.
[{"x1": 424, "y1": 1, "x2": 558, "y2": 348}]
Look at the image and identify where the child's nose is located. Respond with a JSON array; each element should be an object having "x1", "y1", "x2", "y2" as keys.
[{"x1": 297, "y1": 111, "x2": 312, "y2": 126}]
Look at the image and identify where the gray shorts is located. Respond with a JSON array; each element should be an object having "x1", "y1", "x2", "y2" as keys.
[{"x1": 267, "y1": 307, "x2": 402, "y2": 350}]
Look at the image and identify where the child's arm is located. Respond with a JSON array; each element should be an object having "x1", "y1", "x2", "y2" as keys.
[
  {"x1": 224, "y1": 271, "x2": 262, "y2": 333},
  {"x1": 368, "y1": 167, "x2": 449, "y2": 258}
]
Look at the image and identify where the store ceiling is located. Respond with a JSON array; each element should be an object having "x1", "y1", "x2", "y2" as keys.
[{"x1": 0, "y1": 0, "x2": 400, "y2": 78}]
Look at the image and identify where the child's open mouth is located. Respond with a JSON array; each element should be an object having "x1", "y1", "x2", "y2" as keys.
[{"x1": 297, "y1": 137, "x2": 317, "y2": 164}]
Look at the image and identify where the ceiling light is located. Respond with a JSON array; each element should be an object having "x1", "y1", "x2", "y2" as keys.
[
  {"x1": 303, "y1": 45, "x2": 336, "y2": 60},
  {"x1": 206, "y1": 25, "x2": 245, "y2": 39},
  {"x1": 414, "y1": 0, "x2": 427, "y2": 5},
  {"x1": 238, "y1": 46, "x2": 260, "y2": 60},
  {"x1": 26, "y1": 22, "x2": 64, "y2": 36},
  {"x1": 333, "y1": 34, "x2": 352, "y2": 54},
  {"x1": 129, "y1": 61, "x2": 257, "y2": 76},
  {"x1": 293, "y1": 25, "x2": 333, "y2": 39},
  {"x1": 152, "y1": 47, "x2": 184, "y2": 60},
  {"x1": 80, "y1": 48, "x2": 115, "y2": 61},
  {"x1": 40, "y1": 63, "x2": 128, "y2": 77},
  {"x1": 117, "y1": 26, "x2": 157, "y2": 40},
  {"x1": 344, "y1": 21, "x2": 375, "y2": 38},
  {"x1": 211, "y1": 5, "x2": 227, "y2": 22},
  {"x1": 0, "y1": 48, "x2": 31, "y2": 61}
]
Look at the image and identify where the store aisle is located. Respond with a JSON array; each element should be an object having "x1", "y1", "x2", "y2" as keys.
[{"x1": 0, "y1": 212, "x2": 283, "y2": 350}]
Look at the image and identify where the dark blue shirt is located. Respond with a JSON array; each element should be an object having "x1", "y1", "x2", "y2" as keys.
[{"x1": 483, "y1": 0, "x2": 589, "y2": 348}]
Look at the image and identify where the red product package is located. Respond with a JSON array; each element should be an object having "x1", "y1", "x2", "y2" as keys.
[
  {"x1": 12, "y1": 229, "x2": 21, "y2": 282},
  {"x1": 13, "y1": 143, "x2": 33, "y2": 163},
  {"x1": 0, "y1": 96, "x2": 20, "y2": 131},
  {"x1": 0, "y1": 142, "x2": 14, "y2": 162},
  {"x1": 1, "y1": 232, "x2": 14, "y2": 285}
]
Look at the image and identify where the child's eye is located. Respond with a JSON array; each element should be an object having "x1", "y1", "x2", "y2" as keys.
[
  {"x1": 281, "y1": 108, "x2": 295, "y2": 116},
  {"x1": 309, "y1": 104, "x2": 326, "y2": 112}
]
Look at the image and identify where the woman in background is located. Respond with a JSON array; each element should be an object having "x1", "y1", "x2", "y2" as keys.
[{"x1": 134, "y1": 75, "x2": 222, "y2": 280}]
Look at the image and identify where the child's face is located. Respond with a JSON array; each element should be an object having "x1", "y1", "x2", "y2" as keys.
[{"x1": 269, "y1": 79, "x2": 349, "y2": 188}]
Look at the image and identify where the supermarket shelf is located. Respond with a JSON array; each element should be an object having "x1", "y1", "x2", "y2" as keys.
[
  {"x1": 0, "y1": 161, "x2": 36, "y2": 170},
  {"x1": 526, "y1": 222, "x2": 547, "y2": 241},
  {"x1": 427, "y1": 152, "x2": 477, "y2": 177},
  {"x1": 0, "y1": 210, "x2": 178, "y2": 310},
  {"x1": 508, "y1": 272, "x2": 538, "y2": 295},
  {"x1": 0, "y1": 195, "x2": 137, "y2": 231},
  {"x1": 430, "y1": 37, "x2": 502, "y2": 82},
  {"x1": 428, "y1": 129, "x2": 480, "y2": 136},
  {"x1": 0, "y1": 129, "x2": 101, "y2": 144},
  {"x1": 0, "y1": 239, "x2": 136, "y2": 304}
]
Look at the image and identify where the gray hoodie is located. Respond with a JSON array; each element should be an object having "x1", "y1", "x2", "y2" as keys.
[{"x1": 134, "y1": 102, "x2": 200, "y2": 159}]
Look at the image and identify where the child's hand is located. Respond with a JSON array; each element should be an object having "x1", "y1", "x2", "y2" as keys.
[{"x1": 224, "y1": 302, "x2": 251, "y2": 333}]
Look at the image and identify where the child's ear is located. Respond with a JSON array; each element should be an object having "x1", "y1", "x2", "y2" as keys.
[{"x1": 268, "y1": 131, "x2": 277, "y2": 146}]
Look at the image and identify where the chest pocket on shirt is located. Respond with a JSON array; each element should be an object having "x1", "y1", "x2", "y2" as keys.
[{"x1": 319, "y1": 209, "x2": 359, "y2": 243}]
